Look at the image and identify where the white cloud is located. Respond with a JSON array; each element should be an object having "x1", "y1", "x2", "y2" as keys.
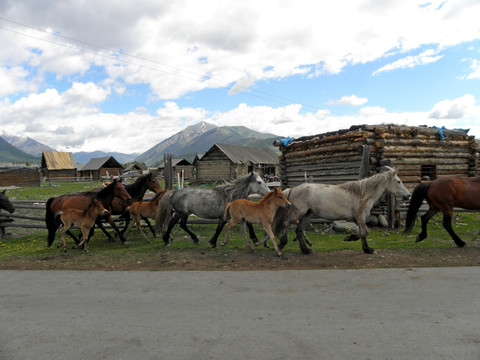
[
  {"x1": 464, "y1": 58, "x2": 480, "y2": 80},
  {"x1": 373, "y1": 49, "x2": 444, "y2": 75},
  {"x1": 1, "y1": 0, "x2": 479, "y2": 98},
  {"x1": 429, "y1": 94, "x2": 476, "y2": 119},
  {"x1": 1, "y1": 1, "x2": 480, "y2": 154},
  {"x1": 327, "y1": 95, "x2": 368, "y2": 106}
]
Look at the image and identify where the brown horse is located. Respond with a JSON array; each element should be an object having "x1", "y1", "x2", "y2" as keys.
[
  {"x1": 124, "y1": 189, "x2": 168, "y2": 243},
  {"x1": 59, "y1": 200, "x2": 109, "y2": 253},
  {"x1": 45, "y1": 179, "x2": 131, "y2": 247},
  {"x1": 222, "y1": 187, "x2": 291, "y2": 257},
  {"x1": 404, "y1": 176, "x2": 480, "y2": 247}
]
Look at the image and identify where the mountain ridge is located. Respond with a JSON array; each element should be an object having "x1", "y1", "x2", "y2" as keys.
[{"x1": 135, "y1": 122, "x2": 280, "y2": 166}]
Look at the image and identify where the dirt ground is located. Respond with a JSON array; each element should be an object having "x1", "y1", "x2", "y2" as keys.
[{"x1": 2, "y1": 245, "x2": 480, "y2": 271}]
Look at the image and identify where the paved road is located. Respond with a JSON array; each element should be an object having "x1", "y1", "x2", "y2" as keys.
[{"x1": 1, "y1": 268, "x2": 479, "y2": 360}]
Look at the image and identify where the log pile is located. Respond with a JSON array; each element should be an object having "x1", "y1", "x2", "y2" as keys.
[{"x1": 276, "y1": 124, "x2": 478, "y2": 190}]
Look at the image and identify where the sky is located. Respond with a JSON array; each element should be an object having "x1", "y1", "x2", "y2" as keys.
[{"x1": 0, "y1": 0, "x2": 479, "y2": 155}]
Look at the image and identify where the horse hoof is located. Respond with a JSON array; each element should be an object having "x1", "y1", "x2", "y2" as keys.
[
  {"x1": 456, "y1": 241, "x2": 466, "y2": 248},
  {"x1": 344, "y1": 234, "x2": 361, "y2": 242},
  {"x1": 363, "y1": 247, "x2": 375, "y2": 254},
  {"x1": 415, "y1": 237, "x2": 425, "y2": 243}
]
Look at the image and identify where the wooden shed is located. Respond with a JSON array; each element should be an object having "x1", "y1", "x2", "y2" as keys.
[
  {"x1": 41, "y1": 152, "x2": 77, "y2": 180},
  {"x1": 0, "y1": 166, "x2": 41, "y2": 187},
  {"x1": 197, "y1": 143, "x2": 279, "y2": 182},
  {"x1": 79, "y1": 156, "x2": 124, "y2": 180},
  {"x1": 275, "y1": 124, "x2": 478, "y2": 191}
]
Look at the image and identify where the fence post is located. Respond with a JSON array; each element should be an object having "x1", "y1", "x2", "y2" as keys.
[
  {"x1": 358, "y1": 145, "x2": 371, "y2": 179},
  {"x1": 164, "y1": 154, "x2": 173, "y2": 190}
]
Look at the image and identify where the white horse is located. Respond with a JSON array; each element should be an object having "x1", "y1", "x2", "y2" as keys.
[{"x1": 272, "y1": 167, "x2": 410, "y2": 254}]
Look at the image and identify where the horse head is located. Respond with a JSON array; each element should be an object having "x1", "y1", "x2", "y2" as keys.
[
  {"x1": 248, "y1": 172, "x2": 270, "y2": 196},
  {"x1": 93, "y1": 200, "x2": 109, "y2": 217},
  {"x1": 273, "y1": 187, "x2": 291, "y2": 208},
  {"x1": 0, "y1": 190, "x2": 15, "y2": 213},
  {"x1": 146, "y1": 173, "x2": 163, "y2": 193},
  {"x1": 112, "y1": 179, "x2": 132, "y2": 203},
  {"x1": 385, "y1": 167, "x2": 410, "y2": 201}
]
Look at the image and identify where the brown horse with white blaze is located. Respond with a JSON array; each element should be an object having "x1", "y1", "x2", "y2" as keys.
[
  {"x1": 222, "y1": 187, "x2": 291, "y2": 257},
  {"x1": 404, "y1": 176, "x2": 480, "y2": 247},
  {"x1": 59, "y1": 200, "x2": 109, "y2": 253}
]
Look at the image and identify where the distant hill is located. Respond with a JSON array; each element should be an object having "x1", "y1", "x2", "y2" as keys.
[
  {"x1": 2, "y1": 134, "x2": 56, "y2": 157},
  {"x1": 136, "y1": 122, "x2": 280, "y2": 167},
  {"x1": 135, "y1": 121, "x2": 217, "y2": 166},
  {"x1": 0, "y1": 137, "x2": 40, "y2": 164},
  {"x1": 73, "y1": 151, "x2": 140, "y2": 165}
]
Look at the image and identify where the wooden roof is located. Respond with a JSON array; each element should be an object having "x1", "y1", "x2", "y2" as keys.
[
  {"x1": 41, "y1": 152, "x2": 76, "y2": 170},
  {"x1": 210, "y1": 144, "x2": 279, "y2": 165},
  {"x1": 80, "y1": 156, "x2": 124, "y2": 171}
]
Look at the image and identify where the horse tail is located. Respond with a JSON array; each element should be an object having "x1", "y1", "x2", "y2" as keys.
[
  {"x1": 155, "y1": 190, "x2": 174, "y2": 233},
  {"x1": 45, "y1": 197, "x2": 58, "y2": 247},
  {"x1": 404, "y1": 183, "x2": 429, "y2": 233},
  {"x1": 223, "y1": 202, "x2": 232, "y2": 221},
  {"x1": 272, "y1": 188, "x2": 292, "y2": 239}
]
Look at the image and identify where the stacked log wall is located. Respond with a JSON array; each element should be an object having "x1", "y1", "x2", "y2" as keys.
[{"x1": 278, "y1": 124, "x2": 478, "y2": 191}]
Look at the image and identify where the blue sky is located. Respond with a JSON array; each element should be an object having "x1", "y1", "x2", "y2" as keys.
[{"x1": 0, "y1": 0, "x2": 479, "y2": 154}]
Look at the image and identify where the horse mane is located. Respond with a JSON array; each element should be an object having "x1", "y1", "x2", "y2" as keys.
[
  {"x1": 219, "y1": 172, "x2": 259, "y2": 201},
  {"x1": 338, "y1": 169, "x2": 395, "y2": 207},
  {"x1": 83, "y1": 200, "x2": 95, "y2": 214},
  {"x1": 149, "y1": 190, "x2": 166, "y2": 202}
]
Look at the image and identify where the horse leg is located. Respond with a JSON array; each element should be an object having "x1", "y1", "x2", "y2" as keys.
[
  {"x1": 136, "y1": 217, "x2": 151, "y2": 244},
  {"x1": 142, "y1": 217, "x2": 156, "y2": 237},
  {"x1": 80, "y1": 227, "x2": 90, "y2": 253},
  {"x1": 246, "y1": 222, "x2": 259, "y2": 244},
  {"x1": 344, "y1": 234, "x2": 361, "y2": 242},
  {"x1": 107, "y1": 216, "x2": 128, "y2": 244},
  {"x1": 295, "y1": 216, "x2": 312, "y2": 254},
  {"x1": 263, "y1": 224, "x2": 282, "y2": 257},
  {"x1": 416, "y1": 207, "x2": 438, "y2": 242},
  {"x1": 178, "y1": 214, "x2": 200, "y2": 245},
  {"x1": 442, "y1": 211, "x2": 466, "y2": 247},
  {"x1": 163, "y1": 214, "x2": 180, "y2": 245},
  {"x1": 120, "y1": 211, "x2": 131, "y2": 235},
  {"x1": 239, "y1": 221, "x2": 253, "y2": 252},
  {"x1": 209, "y1": 219, "x2": 227, "y2": 249},
  {"x1": 221, "y1": 221, "x2": 235, "y2": 247},
  {"x1": 60, "y1": 225, "x2": 68, "y2": 253},
  {"x1": 357, "y1": 220, "x2": 374, "y2": 254},
  {"x1": 95, "y1": 219, "x2": 117, "y2": 243}
]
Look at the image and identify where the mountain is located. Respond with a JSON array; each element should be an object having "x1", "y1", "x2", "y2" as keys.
[
  {"x1": 0, "y1": 137, "x2": 40, "y2": 164},
  {"x1": 135, "y1": 121, "x2": 217, "y2": 166},
  {"x1": 2, "y1": 134, "x2": 55, "y2": 157},
  {"x1": 73, "y1": 151, "x2": 140, "y2": 165},
  {"x1": 136, "y1": 121, "x2": 280, "y2": 167}
]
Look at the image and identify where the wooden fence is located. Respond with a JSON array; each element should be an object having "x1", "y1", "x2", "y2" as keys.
[
  {"x1": 1, "y1": 198, "x2": 472, "y2": 240},
  {"x1": 0, "y1": 199, "x2": 223, "y2": 238}
]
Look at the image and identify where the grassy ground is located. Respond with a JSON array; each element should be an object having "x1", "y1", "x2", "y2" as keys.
[{"x1": 1, "y1": 181, "x2": 480, "y2": 270}]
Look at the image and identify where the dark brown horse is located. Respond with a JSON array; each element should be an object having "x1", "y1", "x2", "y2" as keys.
[
  {"x1": 404, "y1": 176, "x2": 480, "y2": 247},
  {"x1": 0, "y1": 190, "x2": 15, "y2": 236},
  {"x1": 0, "y1": 190, "x2": 15, "y2": 214},
  {"x1": 45, "y1": 179, "x2": 131, "y2": 247}
]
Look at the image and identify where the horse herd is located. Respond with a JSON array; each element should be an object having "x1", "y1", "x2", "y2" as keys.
[{"x1": 1, "y1": 169, "x2": 479, "y2": 256}]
